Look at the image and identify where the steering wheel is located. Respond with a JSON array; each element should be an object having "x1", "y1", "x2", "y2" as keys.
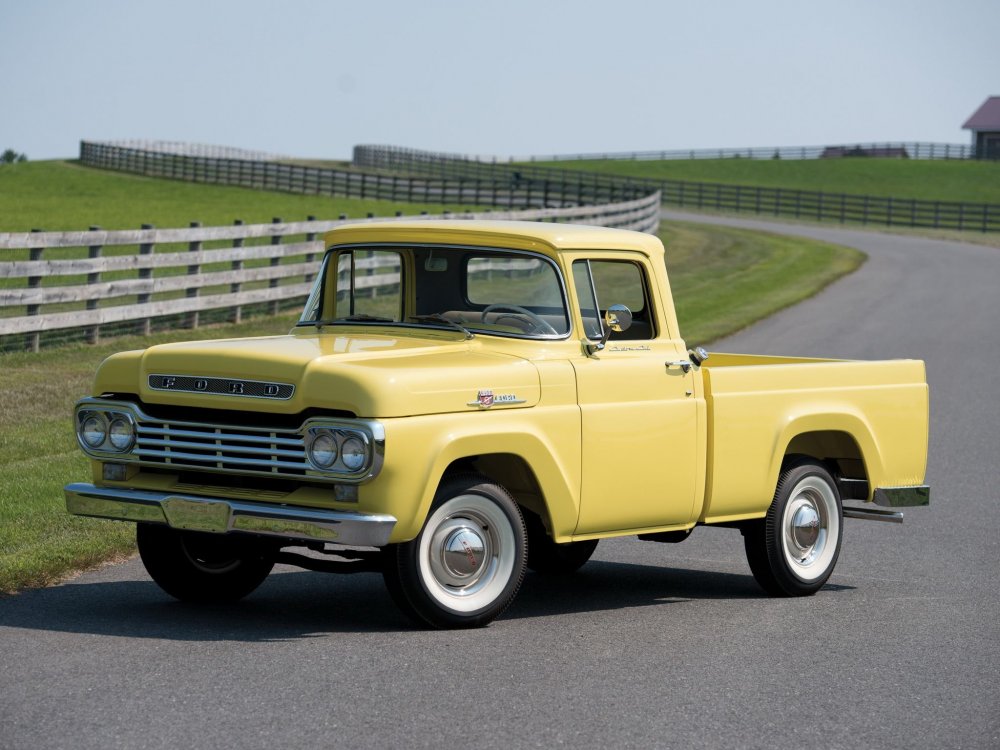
[{"x1": 481, "y1": 304, "x2": 558, "y2": 335}]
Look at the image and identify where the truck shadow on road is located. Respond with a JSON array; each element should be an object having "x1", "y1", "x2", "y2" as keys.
[{"x1": 0, "y1": 560, "x2": 853, "y2": 640}]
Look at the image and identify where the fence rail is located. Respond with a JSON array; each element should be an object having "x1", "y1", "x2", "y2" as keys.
[
  {"x1": 80, "y1": 141, "x2": 657, "y2": 212},
  {"x1": 520, "y1": 141, "x2": 988, "y2": 162},
  {"x1": 0, "y1": 193, "x2": 661, "y2": 352},
  {"x1": 354, "y1": 144, "x2": 1000, "y2": 233}
]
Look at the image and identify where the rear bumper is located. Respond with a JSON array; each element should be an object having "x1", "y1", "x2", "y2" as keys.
[
  {"x1": 64, "y1": 482, "x2": 397, "y2": 547},
  {"x1": 843, "y1": 484, "x2": 930, "y2": 524},
  {"x1": 873, "y1": 485, "x2": 930, "y2": 507}
]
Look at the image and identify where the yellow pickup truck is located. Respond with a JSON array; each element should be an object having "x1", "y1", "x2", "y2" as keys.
[{"x1": 65, "y1": 221, "x2": 929, "y2": 628}]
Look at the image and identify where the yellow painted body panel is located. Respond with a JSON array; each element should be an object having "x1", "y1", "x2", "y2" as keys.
[
  {"x1": 700, "y1": 353, "x2": 929, "y2": 522},
  {"x1": 121, "y1": 331, "x2": 541, "y2": 418},
  {"x1": 82, "y1": 221, "x2": 929, "y2": 545}
]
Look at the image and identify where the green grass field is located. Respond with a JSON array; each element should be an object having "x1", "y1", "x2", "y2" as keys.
[
  {"x1": 528, "y1": 157, "x2": 1000, "y2": 204},
  {"x1": 0, "y1": 160, "x2": 480, "y2": 232},
  {"x1": 0, "y1": 218, "x2": 862, "y2": 593}
]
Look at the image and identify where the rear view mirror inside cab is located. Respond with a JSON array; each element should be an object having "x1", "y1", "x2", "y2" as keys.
[{"x1": 425, "y1": 257, "x2": 448, "y2": 272}]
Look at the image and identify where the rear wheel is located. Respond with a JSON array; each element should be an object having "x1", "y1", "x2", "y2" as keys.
[
  {"x1": 744, "y1": 458, "x2": 843, "y2": 596},
  {"x1": 136, "y1": 524, "x2": 274, "y2": 603},
  {"x1": 382, "y1": 474, "x2": 527, "y2": 628}
]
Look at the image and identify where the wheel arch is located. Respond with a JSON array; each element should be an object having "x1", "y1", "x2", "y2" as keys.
[
  {"x1": 770, "y1": 413, "x2": 884, "y2": 503},
  {"x1": 391, "y1": 429, "x2": 579, "y2": 544}
]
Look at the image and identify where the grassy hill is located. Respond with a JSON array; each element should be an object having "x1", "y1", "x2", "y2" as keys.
[
  {"x1": 527, "y1": 157, "x2": 1000, "y2": 204},
  {"x1": 0, "y1": 160, "x2": 479, "y2": 233}
]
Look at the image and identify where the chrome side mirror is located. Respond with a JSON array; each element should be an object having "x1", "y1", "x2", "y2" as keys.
[
  {"x1": 689, "y1": 346, "x2": 709, "y2": 366},
  {"x1": 587, "y1": 304, "x2": 632, "y2": 355}
]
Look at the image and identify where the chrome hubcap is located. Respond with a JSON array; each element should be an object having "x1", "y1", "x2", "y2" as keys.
[
  {"x1": 791, "y1": 504, "x2": 821, "y2": 550},
  {"x1": 428, "y1": 515, "x2": 495, "y2": 589},
  {"x1": 442, "y1": 526, "x2": 487, "y2": 579}
]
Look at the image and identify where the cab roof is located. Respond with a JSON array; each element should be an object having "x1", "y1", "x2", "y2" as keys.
[{"x1": 323, "y1": 220, "x2": 664, "y2": 258}]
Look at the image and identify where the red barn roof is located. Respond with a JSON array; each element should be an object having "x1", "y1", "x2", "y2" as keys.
[{"x1": 963, "y1": 97, "x2": 1000, "y2": 130}]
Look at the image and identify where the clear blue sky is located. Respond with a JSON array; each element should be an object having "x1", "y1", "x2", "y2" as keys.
[{"x1": 2, "y1": 0, "x2": 998, "y2": 160}]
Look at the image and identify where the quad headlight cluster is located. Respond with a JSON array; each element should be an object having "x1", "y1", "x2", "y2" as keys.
[
  {"x1": 76, "y1": 408, "x2": 137, "y2": 455},
  {"x1": 304, "y1": 425, "x2": 374, "y2": 475}
]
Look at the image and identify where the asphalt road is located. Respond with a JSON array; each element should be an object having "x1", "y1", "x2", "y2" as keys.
[{"x1": 2, "y1": 213, "x2": 998, "y2": 749}]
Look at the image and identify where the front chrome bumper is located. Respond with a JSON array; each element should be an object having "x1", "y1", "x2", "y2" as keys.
[{"x1": 64, "y1": 482, "x2": 397, "y2": 546}]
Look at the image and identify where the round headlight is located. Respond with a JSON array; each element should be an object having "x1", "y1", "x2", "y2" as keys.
[
  {"x1": 108, "y1": 417, "x2": 135, "y2": 451},
  {"x1": 81, "y1": 414, "x2": 106, "y2": 447},
  {"x1": 309, "y1": 432, "x2": 338, "y2": 469},
  {"x1": 340, "y1": 436, "x2": 367, "y2": 471}
]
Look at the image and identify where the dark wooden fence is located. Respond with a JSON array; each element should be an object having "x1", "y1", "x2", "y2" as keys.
[
  {"x1": 520, "y1": 142, "x2": 988, "y2": 162},
  {"x1": 80, "y1": 141, "x2": 656, "y2": 212},
  {"x1": 354, "y1": 145, "x2": 1000, "y2": 233}
]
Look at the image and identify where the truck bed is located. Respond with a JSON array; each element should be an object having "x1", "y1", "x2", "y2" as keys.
[{"x1": 699, "y1": 353, "x2": 929, "y2": 523}]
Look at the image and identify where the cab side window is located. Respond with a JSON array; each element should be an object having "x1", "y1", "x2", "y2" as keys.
[{"x1": 572, "y1": 259, "x2": 656, "y2": 340}]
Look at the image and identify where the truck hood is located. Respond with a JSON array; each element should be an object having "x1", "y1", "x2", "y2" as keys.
[{"x1": 95, "y1": 330, "x2": 541, "y2": 418}]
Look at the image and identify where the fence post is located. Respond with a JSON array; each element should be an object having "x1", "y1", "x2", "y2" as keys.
[
  {"x1": 138, "y1": 223, "x2": 154, "y2": 335},
  {"x1": 25, "y1": 229, "x2": 43, "y2": 352},
  {"x1": 231, "y1": 219, "x2": 244, "y2": 323},
  {"x1": 187, "y1": 221, "x2": 201, "y2": 328},
  {"x1": 86, "y1": 226, "x2": 102, "y2": 344},
  {"x1": 305, "y1": 215, "x2": 318, "y2": 284},
  {"x1": 269, "y1": 217, "x2": 282, "y2": 315}
]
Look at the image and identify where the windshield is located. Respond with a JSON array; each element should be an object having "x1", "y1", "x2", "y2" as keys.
[{"x1": 298, "y1": 245, "x2": 570, "y2": 338}]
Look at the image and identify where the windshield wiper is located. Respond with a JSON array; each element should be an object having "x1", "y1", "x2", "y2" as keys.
[
  {"x1": 408, "y1": 314, "x2": 474, "y2": 339},
  {"x1": 340, "y1": 314, "x2": 396, "y2": 322},
  {"x1": 296, "y1": 314, "x2": 396, "y2": 328}
]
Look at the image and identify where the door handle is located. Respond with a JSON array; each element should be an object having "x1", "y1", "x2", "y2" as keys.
[{"x1": 666, "y1": 360, "x2": 693, "y2": 373}]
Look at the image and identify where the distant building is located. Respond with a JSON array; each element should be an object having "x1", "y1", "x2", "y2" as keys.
[
  {"x1": 962, "y1": 96, "x2": 1000, "y2": 159},
  {"x1": 820, "y1": 145, "x2": 909, "y2": 159}
]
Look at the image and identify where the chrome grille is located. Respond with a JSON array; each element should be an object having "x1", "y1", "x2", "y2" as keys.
[{"x1": 135, "y1": 419, "x2": 314, "y2": 479}]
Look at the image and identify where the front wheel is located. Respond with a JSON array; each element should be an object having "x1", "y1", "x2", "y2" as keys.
[
  {"x1": 382, "y1": 474, "x2": 527, "y2": 628},
  {"x1": 136, "y1": 524, "x2": 274, "y2": 603},
  {"x1": 743, "y1": 458, "x2": 843, "y2": 596}
]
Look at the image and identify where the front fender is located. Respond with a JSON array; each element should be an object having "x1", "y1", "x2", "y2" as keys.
[{"x1": 361, "y1": 406, "x2": 581, "y2": 542}]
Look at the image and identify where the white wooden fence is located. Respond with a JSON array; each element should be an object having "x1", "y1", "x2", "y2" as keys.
[{"x1": 0, "y1": 193, "x2": 660, "y2": 351}]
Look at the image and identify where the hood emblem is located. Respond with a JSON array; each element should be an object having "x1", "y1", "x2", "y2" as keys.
[
  {"x1": 467, "y1": 389, "x2": 526, "y2": 409},
  {"x1": 148, "y1": 374, "x2": 294, "y2": 400}
]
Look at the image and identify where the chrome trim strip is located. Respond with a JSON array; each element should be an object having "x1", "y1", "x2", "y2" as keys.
[
  {"x1": 843, "y1": 505, "x2": 904, "y2": 524},
  {"x1": 132, "y1": 448, "x2": 311, "y2": 470},
  {"x1": 873, "y1": 485, "x2": 930, "y2": 508},
  {"x1": 64, "y1": 482, "x2": 396, "y2": 546},
  {"x1": 138, "y1": 426, "x2": 304, "y2": 447},
  {"x1": 134, "y1": 438, "x2": 305, "y2": 459}
]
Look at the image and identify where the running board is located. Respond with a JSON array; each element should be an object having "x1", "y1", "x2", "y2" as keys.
[{"x1": 843, "y1": 506, "x2": 904, "y2": 523}]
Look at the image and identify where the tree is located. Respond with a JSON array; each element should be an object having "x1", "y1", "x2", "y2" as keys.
[{"x1": 1, "y1": 149, "x2": 27, "y2": 164}]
